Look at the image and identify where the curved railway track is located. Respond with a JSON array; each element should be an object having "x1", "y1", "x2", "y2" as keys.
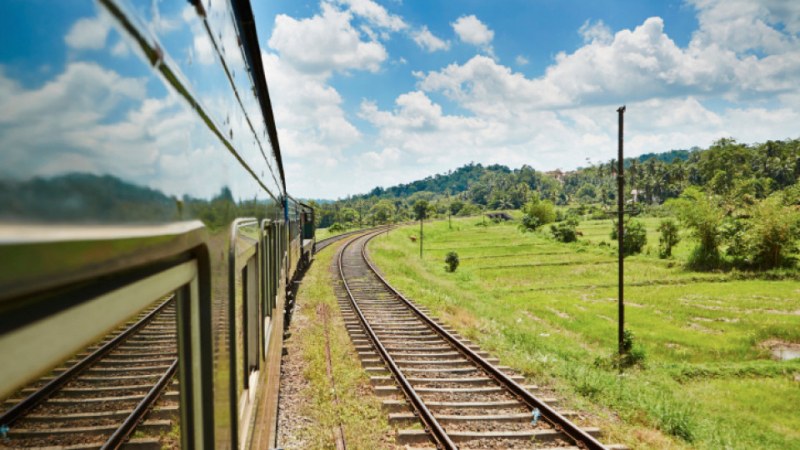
[
  {"x1": 315, "y1": 226, "x2": 389, "y2": 252},
  {"x1": 337, "y1": 230, "x2": 621, "y2": 449},
  {"x1": 0, "y1": 297, "x2": 178, "y2": 449}
]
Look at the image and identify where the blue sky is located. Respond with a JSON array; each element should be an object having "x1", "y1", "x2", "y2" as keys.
[{"x1": 250, "y1": 0, "x2": 800, "y2": 199}]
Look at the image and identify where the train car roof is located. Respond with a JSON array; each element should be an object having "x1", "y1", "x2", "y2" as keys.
[{"x1": 230, "y1": 0, "x2": 287, "y2": 196}]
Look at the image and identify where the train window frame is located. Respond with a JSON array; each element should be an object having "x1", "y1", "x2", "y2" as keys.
[
  {"x1": 0, "y1": 222, "x2": 215, "y2": 449},
  {"x1": 227, "y1": 218, "x2": 262, "y2": 444}
]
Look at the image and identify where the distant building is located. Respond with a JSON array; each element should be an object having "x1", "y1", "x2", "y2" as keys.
[{"x1": 546, "y1": 169, "x2": 565, "y2": 183}]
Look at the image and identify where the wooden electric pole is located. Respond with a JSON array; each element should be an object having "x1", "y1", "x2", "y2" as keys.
[{"x1": 617, "y1": 105, "x2": 626, "y2": 357}]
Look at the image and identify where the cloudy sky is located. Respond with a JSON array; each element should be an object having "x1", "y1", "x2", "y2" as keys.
[{"x1": 250, "y1": 0, "x2": 800, "y2": 199}]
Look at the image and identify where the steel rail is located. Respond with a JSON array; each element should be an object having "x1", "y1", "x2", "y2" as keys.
[
  {"x1": 0, "y1": 295, "x2": 175, "y2": 427},
  {"x1": 316, "y1": 225, "x2": 393, "y2": 252},
  {"x1": 337, "y1": 234, "x2": 457, "y2": 450},
  {"x1": 102, "y1": 358, "x2": 179, "y2": 449},
  {"x1": 360, "y1": 231, "x2": 608, "y2": 450}
]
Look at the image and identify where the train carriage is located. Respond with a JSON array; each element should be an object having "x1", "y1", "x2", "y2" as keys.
[{"x1": 0, "y1": 0, "x2": 312, "y2": 448}]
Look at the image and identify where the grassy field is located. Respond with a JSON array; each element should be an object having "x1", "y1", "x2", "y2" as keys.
[
  {"x1": 368, "y1": 215, "x2": 800, "y2": 449},
  {"x1": 287, "y1": 240, "x2": 393, "y2": 449}
]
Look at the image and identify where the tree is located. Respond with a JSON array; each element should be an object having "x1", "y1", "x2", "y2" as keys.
[
  {"x1": 413, "y1": 200, "x2": 429, "y2": 221},
  {"x1": 551, "y1": 218, "x2": 579, "y2": 243},
  {"x1": 576, "y1": 183, "x2": 597, "y2": 202},
  {"x1": 338, "y1": 207, "x2": 357, "y2": 226},
  {"x1": 747, "y1": 194, "x2": 800, "y2": 268},
  {"x1": 445, "y1": 251, "x2": 460, "y2": 272},
  {"x1": 414, "y1": 200, "x2": 429, "y2": 258},
  {"x1": 622, "y1": 219, "x2": 647, "y2": 256},
  {"x1": 658, "y1": 219, "x2": 680, "y2": 258},
  {"x1": 369, "y1": 199, "x2": 395, "y2": 224},
  {"x1": 666, "y1": 187, "x2": 725, "y2": 269},
  {"x1": 519, "y1": 196, "x2": 556, "y2": 231}
]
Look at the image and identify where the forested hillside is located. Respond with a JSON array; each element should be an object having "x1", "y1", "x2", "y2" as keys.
[{"x1": 312, "y1": 138, "x2": 799, "y2": 227}]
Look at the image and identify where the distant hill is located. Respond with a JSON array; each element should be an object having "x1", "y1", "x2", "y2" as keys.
[
  {"x1": 362, "y1": 163, "x2": 512, "y2": 199},
  {"x1": 634, "y1": 149, "x2": 694, "y2": 165},
  {"x1": 352, "y1": 148, "x2": 695, "y2": 201}
]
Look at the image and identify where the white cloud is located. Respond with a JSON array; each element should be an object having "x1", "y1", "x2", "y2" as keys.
[
  {"x1": 111, "y1": 40, "x2": 130, "y2": 57},
  {"x1": 268, "y1": 3, "x2": 387, "y2": 75},
  {"x1": 336, "y1": 0, "x2": 407, "y2": 31},
  {"x1": 413, "y1": 26, "x2": 450, "y2": 52},
  {"x1": 352, "y1": 5, "x2": 800, "y2": 195},
  {"x1": 0, "y1": 61, "x2": 241, "y2": 199},
  {"x1": 266, "y1": 0, "x2": 800, "y2": 197},
  {"x1": 688, "y1": 0, "x2": 800, "y2": 53},
  {"x1": 579, "y1": 19, "x2": 612, "y2": 44},
  {"x1": 364, "y1": 147, "x2": 401, "y2": 169},
  {"x1": 65, "y1": 16, "x2": 111, "y2": 50},
  {"x1": 192, "y1": 33, "x2": 216, "y2": 65},
  {"x1": 419, "y1": 15, "x2": 800, "y2": 111},
  {"x1": 452, "y1": 15, "x2": 494, "y2": 47}
]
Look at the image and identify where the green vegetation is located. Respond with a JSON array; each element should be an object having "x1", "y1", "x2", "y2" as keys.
[
  {"x1": 550, "y1": 218, "x2": 579, "y2": 243},
  {"x1": 292, "y1": 241, "x2": 390, "y2": 448},
  {"x1": 519, "y1": 195, "x2": 556, "y2": 232},
  {"x1": 658, "y1": 219, "x2": 681, "y2": 258},
  {"x1": 445, "y1": 251, "x2": 459, "y2": 272},
  {"x1": 369, "y1": 216, "x2": 800, "y2": 449},
  {"x1": 312, "y1": 138, "x2": 799, "y2": 230},
  {"x1": 622, "y1": 219, "x2": 648, "y2": 256}
]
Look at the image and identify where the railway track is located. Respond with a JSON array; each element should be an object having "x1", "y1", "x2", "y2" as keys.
[
  {"x1": 315, "y1": 225, "x2": 395, "y2": 253},
  {"x1": 336, "y1": 230, "x2": 624, "y2": 449},
  {"x1": 0, "y1": 297, "x2": 179, "y2": 449}
]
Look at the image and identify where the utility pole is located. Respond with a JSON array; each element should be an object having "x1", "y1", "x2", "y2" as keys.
[
  {"x1": 617, "y1": 105, "x2": 626, "y2": 357},
  {"x1": 419, "y1": 217, "x2": 423, "y2": 259}
]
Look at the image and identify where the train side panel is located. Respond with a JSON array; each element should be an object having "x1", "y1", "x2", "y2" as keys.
[{"x1": 0, "y1": 1, "x2": 299, "y2": 449}]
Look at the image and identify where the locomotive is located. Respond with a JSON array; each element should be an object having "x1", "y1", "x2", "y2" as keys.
[{"x1": 0, "y1": 0, "x2": 313, "y2": 448}]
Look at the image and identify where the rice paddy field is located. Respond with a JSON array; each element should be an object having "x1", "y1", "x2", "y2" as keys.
[{"x1": 368, "y1": 215, "x2": 800, "y2": 449}]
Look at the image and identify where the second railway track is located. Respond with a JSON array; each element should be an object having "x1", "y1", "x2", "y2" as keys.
[
  {"x1": 0, "y1": 297, "x2": 179, "y2": 449},
  {"x1": 336, "y1": 230, "x2": 624, "y2": 449}
]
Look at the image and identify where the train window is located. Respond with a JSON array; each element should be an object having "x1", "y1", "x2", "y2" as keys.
[
  {"x1": 242, "y1": 257, "x2": 259, "y2": 386},
  {"x1": 0, "y1": 225, "x2": 214, "y2": 449},
  {"x1": 229, "y1": 218, "x2": 261, "y2": 426}
]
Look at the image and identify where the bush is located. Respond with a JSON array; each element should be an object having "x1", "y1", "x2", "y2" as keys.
[
  {"x1": 658, "y1": 219, "x2": 680, "y2": 258},
  {"x1": 623, "y1": 219, "x2": 647, "y2": 256},
  {"x1": 518, "y1": 214, "x2": 540, "y2": 232},
  {"x1": 666, "y1": 187, "x2": 725, "y2": 269},
  {"x1": 444, "y1": 251, "x2": 459, "y2": 272},
  {"x1": 329, "y1": 222, "x2": 345, "y2": 232},
  {"x1": 610, "y1": 219, "x2": 647, "y2": 255},
  {"x1": 551, "y1": 218, "x2": 579, "y2": 242},
  {"x1": 746, "y1": 194, "x2": 800, "y2": 269},
  {"x1": 596, "y1": 329, "x2": 646, "y2": 370},
  {"x1": 519, "y1": 197, "x2": 556, "y2": 231}
]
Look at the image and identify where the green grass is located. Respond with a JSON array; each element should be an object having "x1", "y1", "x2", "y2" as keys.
[
  {"x1": 292, "y1": 240, "x2": 392, "y2": 449},
  {"x1": 369, "y1": 215, "x2": 800, "y2": 449}
]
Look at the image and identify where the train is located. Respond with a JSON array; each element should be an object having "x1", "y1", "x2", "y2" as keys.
[{"x1": 0, "y1": 0, "x2": 315, "y2": 448}]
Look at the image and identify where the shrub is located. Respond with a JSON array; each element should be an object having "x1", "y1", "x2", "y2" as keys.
[
  {"x1": 444, "y1": 251, "x2": 459, "y2": 272},
  {"x1": 329, "y1": 222, "x2": 345, "y2": 232},
  {"x1": 551, "y1": 218, "x2": 579, "y2": 243},
  {"x1": 622, "y1": 219, "x2": 647, "y2": 256},
  {"x1": 658, "y1": 219, "x2": 680, "y2": 258},
  {"x1": 747, "y1": 194, "x2": 800, "y2": 269},
  {"x1": 596, "y1": 329, "x2": 646, "y2": 370},
  {"x1": 611, "y1": 219, "x2": 647, "y2": 255},
  {"x1": 519, "y1": 197, "x2": 555, "y2": 231},
  {"x1": 666, "y1": 187, "x2": 725, "y2": 269}
]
